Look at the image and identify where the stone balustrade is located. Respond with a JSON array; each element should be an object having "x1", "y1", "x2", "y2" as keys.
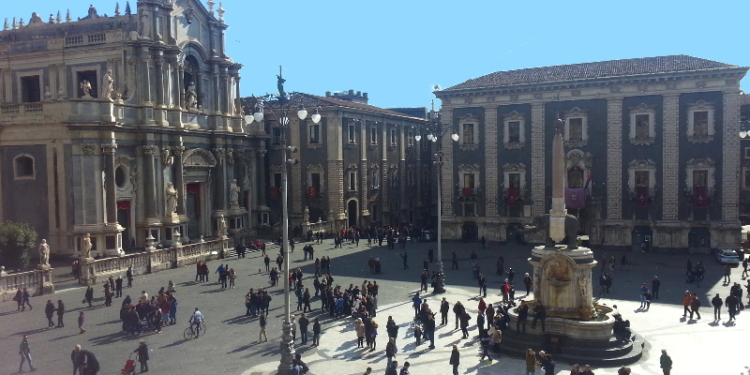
[
  {"x1": 0, "y1": 268, "x2": 55, "y2": 302},
  {"x1": 80, "y1": 238, "x2": 228, "y2": 285},
  {"x1": 300, "y1": 219, "x2": 347, "y2": 238}
]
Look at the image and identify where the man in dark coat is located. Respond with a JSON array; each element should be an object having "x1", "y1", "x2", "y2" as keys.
[
  {"x1": 711, "y1": 293, "x2": 723, "y2": 320},
  {"x1": 80, "y1": 349, "x2": 100, "y2": 375},
  {"x1": 532, "y1": 301, "x2": 546, "y2": 331},
  {"x1": 651, "y1": 276, "x2": 661, "y2": 299},
  {"x1": 449, "y1": 345, "x2": 460, "y2": 375},
  {"x1": 56, "y1": 300, "x2": 66, "y2": 328},
  {"x1": 440, "y1": 298, "x2": 450, "y2": 325},
  {"x1": 134, "y1": 341, "x2": 150, "y2": 372},
  {"x1": 298, "y1": 314, "x2": 310, "y2": 345},
  {"x1": 71, "y1": 345, "x2": 83, "y2": 375}
]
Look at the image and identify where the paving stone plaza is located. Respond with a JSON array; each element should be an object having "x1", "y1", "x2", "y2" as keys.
[{"x1": 1, "y1": 239, "x2": 748, "y2": 375}]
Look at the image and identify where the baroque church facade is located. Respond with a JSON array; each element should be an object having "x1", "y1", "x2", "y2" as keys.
[
  {"x1": 0, "y1": 0, "x2": 265, "y2": 256},
  {"x1": 435, "y1": 55, "x2": 748, "y2": 252}
]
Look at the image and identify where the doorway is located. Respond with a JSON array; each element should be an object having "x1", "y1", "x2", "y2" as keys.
[
  {"x1": 631, "y1": 226, "x2": 652, "y2": 252},
  {"x1": 186, "y1": 183, "x2": 201, "y2": 238},
  {"x1": 688, "y1": 227, "x2": 711, "y2": 254},
  {"x1": 117, "y1": 201, "x2": 131, "y2": 252},
  {"x1": 347, "y1": 200, "x2": 358, "y2": 228},
  {"x1": 462, "y1": 221, "x2": 478, "y2": 243}
]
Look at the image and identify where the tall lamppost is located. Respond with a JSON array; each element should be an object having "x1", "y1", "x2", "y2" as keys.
[
  {"x1": 415, "y1": 105, "x2": 458, "y2": 293},
  {"x1": 245, "y1": 66, "x2": 320, "y2": 375}
]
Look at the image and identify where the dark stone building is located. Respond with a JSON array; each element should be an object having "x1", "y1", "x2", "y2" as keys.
[
  {"x1": 435, "y1": 55, "x2": 748, "y2": 252},
  {"x1": 247, "y1": 90, "x2": 428, "y2": 234}
]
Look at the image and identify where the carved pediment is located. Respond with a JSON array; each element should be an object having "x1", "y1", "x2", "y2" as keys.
[{"x1": 182, "y1": 148, "x2": 217, "y2": 168}]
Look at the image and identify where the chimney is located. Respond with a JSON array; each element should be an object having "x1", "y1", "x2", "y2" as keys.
[{"x1": 325, "y1": 91, "x2": 331, "y2": 97}]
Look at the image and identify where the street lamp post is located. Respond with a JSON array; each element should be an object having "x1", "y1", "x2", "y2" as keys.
[
  {"x1": 245, "y1": 67, "x2": 319, "y2": 375},
  {"x1": 415, "y1": 105, "x2": 458, "y2": 294}
]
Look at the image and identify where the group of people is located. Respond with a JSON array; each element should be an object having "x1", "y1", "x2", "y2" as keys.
[{"x1": 119, "y1": 282, "x2": 178, "y2": 336}]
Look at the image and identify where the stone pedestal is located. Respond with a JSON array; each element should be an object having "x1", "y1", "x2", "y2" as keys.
[
  {"x1": 40, "y1": 267, "x2": 55, "y2": 295},
  {"x1": 78, "y1": 257, "x2": 96, "y2": 285},
  {"x1": 528, "y1": 245, "x2": 597, "y2": 320}
]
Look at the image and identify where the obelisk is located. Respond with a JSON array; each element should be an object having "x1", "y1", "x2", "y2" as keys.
[{"x1": 548, "y1": 121, "x2": 567, "y2": 243}]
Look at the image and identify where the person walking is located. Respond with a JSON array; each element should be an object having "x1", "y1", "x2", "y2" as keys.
[
  {"x1": 85, "y1": 286, "x2": 94, "y2": 308},
  {"x1": 742, "y1": 257, "x2": 749, "y2": 279},
  {"x1": 724, "y1": 264, "x2": 732, "y2": 284},
  {"x1": 453, "y1": 301, "x2": 465, "y2": 330},
  {"x1": 400, "y1": 252, "x2": 409, "y2": 270},
  {"x1": 400, "y1": 361, "x2": 411, "y2": 375},
  {"x1": 525, "y1": 348, "x2": 536, "y2": 375},
  {"x1": 134, "y1": 341, "x2": 149, "y2": 373},
  {"x1": 56, "y1": 300, "x2": 66, "y2": 328},
  {"x1": 19, "y1": 335, "x2": 35, "y2": 372},
  {"x1": 523, "y1": 273, "x2": 532, "y2": 296},
  {"x1": 516, "y1": 300, "x2": 529, "y2": 334},
  {"x1": 71, "y1": 345, "x2": 83, "y2": 375},
  {"x1": 259, "y1": 312, "x2": 268, "y2": 342},
  {"x1": 659, "y1": 349, "x2": 672, "y2": 375},
  {"x1": 21, "y1": 287, "x2": 32, "y2": 310},
  {"x1": 355, "y1": 318, "x2": 366, "y2": 348},
  {"x1": 620, "y1": 253, "x2": 629, "y2": 271},
  {"x1": 478, "y1": 332, "x2": 492, "y2": 362},
  {"x1": 531, "y1": 301, "x2": 546, "y2": 331},
  {"x1": 78, "y1": 311, "x2": 86, "y2": 334},
  {"x1": 44, "y1": 299, "x2": 56, "y2": 328},
  {"x1": 411, "y1": 293, "x2": 422, "y2": 317},
  {"x1": 711, "y1": 293, "x2": 723, "y2": 320},
  {"x1": 312, "y1": 318, "x2": 321, "y2": 347},
  {"x1": 298, "y1": 313, "x2": 310, "y2": 345},
  {"x1": 385, "y1": 337, "x2": 397, "y2": 370},
  {"x1": 651, "y1": 276, "x2": 661, "y2": 299},
  {"x1": 449, "y1": 345, "x2": 460, "y2": 375},
  {"x1": 726, "y1": 293, "x2": 739, "y2": 321},
  {"x1": 80, "y1": 349, "x2": 100, "y2": 375},
  {"x1": 639, "y1": 283, "x2": 649, "y2": 309},
  {"x1": 386, "y1": 361, "x2": 398, "y2": 375},
  {"x1": 126, "y1": 266, "x2": 134, "y2": 288},
  {"x1": 689, "y1": 293, "x2": 701, "y2": 320},
  {"x1": 451, "y1": 251, "x2": 459, "y2": 270},
  {"x1": 440, "y1": 298, "x2": 450, "y2": 325},
  {"x1": 681, "y1": 290, "x2": 691, "y2": 317}
]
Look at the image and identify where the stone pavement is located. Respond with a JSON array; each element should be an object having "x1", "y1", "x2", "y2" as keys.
[{"x1": 1, "y1": 238, "x2": 749, "y2": 375}]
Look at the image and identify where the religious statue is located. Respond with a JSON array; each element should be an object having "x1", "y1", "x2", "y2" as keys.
[
  {"x1": 165, "y1": 182, "x2": 178, "y2": 214},
  {"x1": 229, "y1": 179, "x2": 240, "y2": 208},
  {"x1": 218, "y1": 215, "x2": 228, "y2": 237},
  {"x1": 101, "y1": 69, "x2": 114, "y2": 100},
  {"x1": 303, "y1": 206, "x2": 310, "y2": 223},
  {"x1": 44, "y1": 86, "x2": 52, "y2": 100},
  {"x1": 276, "y1": 70, "x2": 286, "y2": 98},
  {"x1": 38, "y1": 239, "x2": 50, "y2": 267},
  {"x1": 578, "y1": 277, "x2": 588, "y2": 297},
  {"x1": 80, "y1": 80, "x2": 92, "y2": 98},
  {"x1": 81, "y1": 233, "x2": 92, "y2": 258},
  {"x1": 185, "y1": 81, "x2": 198, "y2": 109}
]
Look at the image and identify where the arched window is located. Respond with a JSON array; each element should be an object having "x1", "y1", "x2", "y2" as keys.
[
  {"x1": 14, "y1": 154, "x2": 35, "y2": 180},
  {"x1": 568, "y1": 166, "x2": 584, "y2": 188}
]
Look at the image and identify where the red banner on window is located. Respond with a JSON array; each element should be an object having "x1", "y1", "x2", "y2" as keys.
[
  {"x1": 506, "y1": 188, "x2": 519, "y2": 207},
  {"x1": 636, "y1": 187, "x2": 649, "y2": 207},
  {"x1": 694, "y1": 187, "x2": 708, "y2": 208},
  {"x1": 269, "y1": 186, "x2": 279, "y2": 199},
  {"x1": 462, "y1": 187, "x2": 473, "y2": 196},
  {"x1": 565, "y1": 188, "x2": 586, "y2": 208},
  {"x1": 117, "y1": 201, "x2": 130, "y2": 210},
  {"x1": 307, "y1": 186, "x2": 317, "y2": 199}
]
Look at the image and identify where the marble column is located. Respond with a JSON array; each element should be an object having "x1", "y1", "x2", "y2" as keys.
[
  {"x1": 142, "y1": 145, "x2": 158, "y2": 220},
  {"x1": 484, "y1": 105, "x2": 498, "y2": 217},
  {"x1": 172, "y1": 146, "x2": 187, "y2": 218},
  {"x1": 176, "y1": 64, "x2": 185, "y2": 109},
  {"x1": 139, "y1": 53, "x2": 152, "y2": 105},
  {"x1": 102, "y1": 143, "x2": 118, "y2": 224},
  {"x1": 154, "y1": 59, "x2": 165, "y2": 107},
  {"x1": 722, "y1": 90, "x2": 741, "y2": 222}
]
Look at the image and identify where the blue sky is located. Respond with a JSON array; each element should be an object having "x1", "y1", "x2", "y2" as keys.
[{"x1": 4, "y1": 0, "x2": 749, "y2": 109}]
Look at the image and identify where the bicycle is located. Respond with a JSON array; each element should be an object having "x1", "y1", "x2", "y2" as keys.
[{"x1": 183, "y1": 322, "x2": 207, "y2": 339}]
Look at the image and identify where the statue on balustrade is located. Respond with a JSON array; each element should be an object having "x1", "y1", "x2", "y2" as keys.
[
  {"x1": 81, "y1": 233, "x2": 92, "y2": 258},
  {"x1": 38, "y1": 239, "x2": 50, "y2": 267},
  {"x1": 229, "y1": 179, "x2": 240, "y2": 208},
  {"x1": 80, "y1": 80, "x2": 92, "y2": 99},
  {"x1": 165, "y1": 182, "x2": 178, "y2": 215},
  {"x1": 101, "y1": 69, "x2": 114, "y2": 100}
]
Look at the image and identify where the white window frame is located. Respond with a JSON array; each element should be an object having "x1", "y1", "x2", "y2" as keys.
[
  {"x1": 370, "y1": 126, "x2": 378, "y2": 145},
  {"x1": 458, "y1": 163, "x2": 480, "y2": 191},
  {"x1": 685, "y1": 158, "x2": 716, "y2": 191},
  {"x1": 307, "y1": 164, "x2": 325, "y2": 195},
  {"x1": 745, "y1": 147, "x2": 750, "y2": 159},
  {"x1": 407, "y1": 130, "x2": 414, "y2": 147},
  {"x1": 389, "y1": 128, "x2": 397, "y2": 146},
  {"x1": 458, "y1": 113, "x2": 479, "y2": 151},
  {"x1": 563, "y1": 107, "x2": 588, "y2": 147},
  {"x1": 13, "y1": 153, "x2": 36, "y2": 180},
  {"x1": 629, "y1": 103, "x2": 656, "y2": 146},
  {"x1": 627, "y1": 159, "x2": 657, "y2": 193},
  {"x1": 503, "y1": 111, "x2": 526, "y2": 149},
  {"x1": 687, "y1": 100, "x2": 715, "y2": 143},
  {"x1": 17, "y1": 70, "x2": 43, "y2": 103},
  {"x1": 502, "y1": 163, "x2": 527, "y2": 193}
]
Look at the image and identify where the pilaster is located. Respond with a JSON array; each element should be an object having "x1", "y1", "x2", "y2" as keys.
[
  {"x1": 662, "y1": 93, "x2": 680, "y2": 221},
  {"x1": 530, "y1": 103, "x2": 545, "y2": 217},
  {"x1": 606, "y1": 97, "x2": 624, "y2": 221},
  {"x1": 723, "y1": 90, "x2": 741, "y2": 222},
  {"x1": 484, "y1": 105, "x2": 498, "y2": 217}
]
